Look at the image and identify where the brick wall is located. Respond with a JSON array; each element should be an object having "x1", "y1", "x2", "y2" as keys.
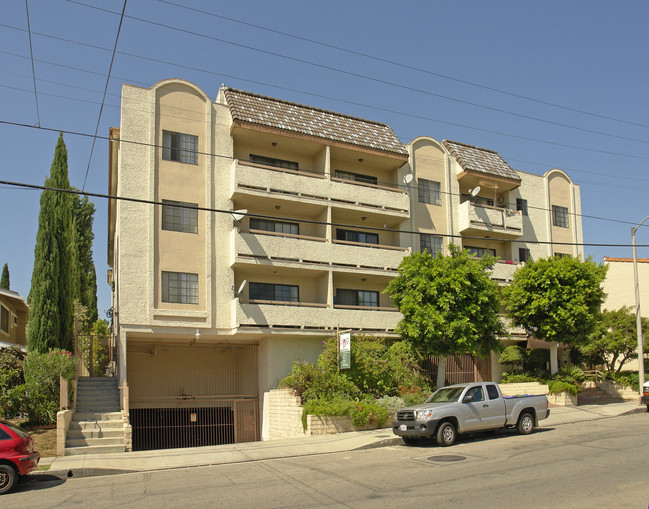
[{"x1": 267, "y1": 389, "x2": 306, "y2": 440}]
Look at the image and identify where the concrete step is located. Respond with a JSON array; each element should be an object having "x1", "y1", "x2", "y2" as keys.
[
  {"x1": 72, "y1": 411, "x2": 122, "y2": 422},
  {"x1": 66, "y1": 436, "x2": 125, "y2": 447},
  {"x1": 69, "y1": 420, "x2": 123, "y2": 432},
  {"x1": 64, "y1": 444, "x2": 126, "y2": 456},
  {"x1": 67, "y1": 428, "x2": 124, "y2": 439},
  {"x1": 76, "y1": 406, "x2": 121, "y2": 413}
]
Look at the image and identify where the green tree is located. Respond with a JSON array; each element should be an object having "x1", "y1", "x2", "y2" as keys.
[
  {"x1": 503, "y1": 255, "x2": 607, "y2": 348},
  {"x1": 385, "y1": 245, "x2": 506, "y2": 388},
  {"x1": 0, "y1": 263, "x2": 9, "y2": 289},
  {"x1": 27, "y1": 133, "x2": 75, "y2": 352},
  {"x1": 72, "y1": 193, "x2": 98, "y2": 323},
  {"x1": 578, "y1": 306, "x2": 649, "y2": 372}
]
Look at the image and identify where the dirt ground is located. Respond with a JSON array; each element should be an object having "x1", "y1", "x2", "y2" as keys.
[{"x1": 9, "y1": 420, "x2": 57, "y2": 458}]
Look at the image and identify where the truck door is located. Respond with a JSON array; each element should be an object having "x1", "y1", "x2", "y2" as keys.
[
  {"x1": 460, "y1": 385, "x2": 487, "y2": 431},
  {"x1": 482, "y1": 383, "x2": 506, "y2": 429}
]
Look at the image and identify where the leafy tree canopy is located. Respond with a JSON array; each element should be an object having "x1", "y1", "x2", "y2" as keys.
[
  {"x1": 502, "y1": 255, "x2": 607, "y2": 346},
  {"x1": 578, "y1": 306, "x2": 648, "y2": 372},
  {"x1": 385, "y1": 244, "x2": 506, "y2": 359}
]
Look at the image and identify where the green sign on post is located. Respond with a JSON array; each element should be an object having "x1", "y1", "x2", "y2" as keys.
[
  {"x1": 339, "y1": 331, "x2": 351, "y2": 370},
  {"x1": 340, "y1": 350, "x2": 351, "y2": 370}
]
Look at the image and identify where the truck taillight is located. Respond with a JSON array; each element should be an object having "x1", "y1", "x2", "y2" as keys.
[{"x1": 643, "y1": 389, "x2": 649, "y2": 396}]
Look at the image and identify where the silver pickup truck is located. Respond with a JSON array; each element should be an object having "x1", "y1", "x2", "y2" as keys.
[{"x1": 392, "y1": 382, "x2": 550, "y2": 446}]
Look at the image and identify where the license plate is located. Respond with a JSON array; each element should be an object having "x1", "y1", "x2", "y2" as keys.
[{"x1": 399, "y1": 425, "x2": 407, "y2": 431}]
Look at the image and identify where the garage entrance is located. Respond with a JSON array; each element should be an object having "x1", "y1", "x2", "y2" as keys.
[{"x1": 127, "y1": 342, "x2": 258, "y2": 451}]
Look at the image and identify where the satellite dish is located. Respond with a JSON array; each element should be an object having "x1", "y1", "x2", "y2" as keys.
[
  {"x1": 231, "y1": 209, "x2": 248, "y2": 221},
  {"x1": 402, "y1": 174, "x2": 413, "y2": 184},
  {"x1": 469, "y1": 186, "x2": 481, "y2": 197},
  {"x1": 237, "y1": 280, "x2": 247, "y2": 295}
]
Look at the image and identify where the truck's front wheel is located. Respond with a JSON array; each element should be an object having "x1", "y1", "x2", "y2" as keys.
[
  {"x1": 517, "y1": 412, "x2": 535, "y2": 435},
  {"x1": 436, "y1": 421, "x2": 456, "y2": 446}
]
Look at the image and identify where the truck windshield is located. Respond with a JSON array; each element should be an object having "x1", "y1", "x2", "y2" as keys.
[{"x1": 425, "y1": 387, "x2": 465, "y2": 403}]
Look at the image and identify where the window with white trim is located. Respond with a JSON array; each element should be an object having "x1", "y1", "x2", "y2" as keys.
[
  {"x1": 162, "y1": 272, "x2": 199, "y2": 304},
  {"x1": 162, "y1": 131, "x2": 198, "y2": 165},
  {"x1": 162, "y1": 200, "x2": 198, "y2": 233},
  {"x1": 418, "y1": 178, "x2": 441, "y2": 205},
  {"x1": 420, "y1": 234, "x2": 443, "y2": 257},
  {"x1": 552, "y1": 205, "x2": 569, "y2": 228}
]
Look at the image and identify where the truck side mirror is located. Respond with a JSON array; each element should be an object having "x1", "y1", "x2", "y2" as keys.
[{"x1": 463, "y1": 395, "x2": 474, "y2": 403}]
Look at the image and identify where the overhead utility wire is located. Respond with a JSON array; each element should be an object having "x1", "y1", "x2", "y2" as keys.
[
  {"x1": 24, "y1": 0, "x2": 40, "y2": 127},
  {"x1": 3, "y1": 23, "x2": 649, "y2": 159},
  {"x1": 65, "y1": 1, "x2": 649, "y2": 146},
  {"x1": 82, "y1": 0, "x2": 127, "y2": 192},
  {"x1": 1, "y1": 117, "x2": 648, "y2": 231},
  {"x1": 2, "y1": 178, "x2": 647, "y2": 249},
  {"x1": 156, "y1": 0, "x2": 649, "y2": 131}
]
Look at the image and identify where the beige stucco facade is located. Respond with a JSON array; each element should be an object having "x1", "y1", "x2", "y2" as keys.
[{"x1": 109, "y1": 79, "x2": 583, "y2": 445}]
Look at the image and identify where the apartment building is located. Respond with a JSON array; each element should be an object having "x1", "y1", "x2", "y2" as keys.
[
  {"x1": 0, "y1": 288, "x2": 28, "y2": 350},
  {"x1": 108, "y1": 79, "x2": 582, "y2": 449}
]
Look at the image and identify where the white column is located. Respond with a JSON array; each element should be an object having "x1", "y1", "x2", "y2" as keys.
[{"x1": 550, "y1": 343, "x2": 559, "y2": 374}]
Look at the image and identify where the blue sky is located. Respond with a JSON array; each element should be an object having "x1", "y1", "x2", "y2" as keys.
[{"x1": 1, "y1": 0, "x2": 648, "y2": 318}]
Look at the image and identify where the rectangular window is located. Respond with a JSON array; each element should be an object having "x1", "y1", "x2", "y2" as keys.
[
  {"x1": 249, "y1": 154, "x2": 298, "y2": 170},
  {"x1": 162, "y1": 200, "x2": 198, "y2": 233},
  {"x1": 420, "y1": 234, "x2": 443, "y2": 257},
  {"x1": 162, "y1": 131, "x2": 198, "y2": 165},
  {"x1": 162, "y1": 272, "x2": 198, "y2": 304},
  {"x1": 250, "y1": 218, "x2": 299, "y2": 236},
  {"x1": 486, "y1": 384, "x2": 500, "y2": 400},
  {"x1": 335, "y1": 229, "x2": 378, "y2": 245},
  {"x1": 465, "y1": 246, "x2": 496, "y2": 258},
  {"x1": 249, "y1": 282, "x2": 299, "y2": 303},
  {"x1": 552, "y1": 205, "x2": 569, "y2": 228},
  {"x1": 0, "y1": 305, "x2": 9, "y2": 334},
  {"x1": 334, "y1": 170, "x2": 378, "y2": 186},
  {"x1": 418, "y1": 179, "x2": 441, "y2": 205},
  {"x1": 519, "y1": 248, "x2": 531, "y2": 263},
  {"x1": 336, "y1": 289, "x2": 379, "y2": 308},
  {"x1": 554, "y1": 252, "x2": 571, "y2": 258},
  {"x1": 516, "y1": 198, "x2": 528, "y2": 216}
]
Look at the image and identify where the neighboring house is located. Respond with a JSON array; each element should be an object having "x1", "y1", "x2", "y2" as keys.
[
  {"x1": 108, "y1": 79, "x2": 582, "y2": 449},
  {"x1": 0, "y1": 288, "x2": 28, "y2": 351},
  {"x1": 601, "y1": 257, "x2": 649, "y2": 371}
]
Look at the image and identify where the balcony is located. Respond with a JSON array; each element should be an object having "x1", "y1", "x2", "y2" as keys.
[
  {"x1": 458, "y1": 200, "x2": 523, "y2": 239},
  {"x1": 236, "y1": 300, "x2": 400, "y2": 332},
  {"x1": 235, "y1": 231, "x2": 409, "y2": 271},
  {"x1": 232, "y1": 159, "x2": 410, "y2": 216},
  {"x1": 490, "y1": 259, "x2": 521, "y2": 283}
]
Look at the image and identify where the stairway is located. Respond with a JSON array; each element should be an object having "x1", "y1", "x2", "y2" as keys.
[
  {"x1": 577, "y1": 385, "x2": 624, "y2": 405},
  {"x1": 65, "y1": 377, "x2": 126, "y2": 456}
]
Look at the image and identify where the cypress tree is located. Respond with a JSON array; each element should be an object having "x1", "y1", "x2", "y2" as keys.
[
  {"x1": 0, "y1": 263, "x2": 9, "y2": 289},
  {"x1": 27, "y1": 133, "x2": 75, "y2": 352},
  {"x1": 71, "y1": 194, "x2": 98, "y2": 323}
]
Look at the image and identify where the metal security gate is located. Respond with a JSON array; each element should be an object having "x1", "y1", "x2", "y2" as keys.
[
  {"x1": 127, "y1": 342, "x2": 258, "y2": 451},
  {"x1": 424, "y1": 354, "x2": 487, "y2": 385}
]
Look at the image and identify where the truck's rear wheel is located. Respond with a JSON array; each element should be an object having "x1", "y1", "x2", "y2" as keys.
[
  {"x1": 436, "y1": 421, "x2": 456, "y2": 446},
  {"x1": 517, "y1": 412, "x2": 535, "y2": 435}
]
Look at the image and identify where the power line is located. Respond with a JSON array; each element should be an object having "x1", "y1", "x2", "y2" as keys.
[
  {"x1": 82, "y1": 0, "x2": 127, "y2": 192},
  {"x1": 3, "y1": 24, "x2": 649, "y2": 162},
  {"x1": 1, "y1": 178, "x2": 646, "y2": 249},
  {"x1": 1, "y1": 118, "x2": 648, "y2": 233},
  {"x1": 64, "y1": 1, "x2": 649, "y2": 147},
  {"x1": 156, "y1": 0, "x2": 649, "y2": 132},
  {"x1": 24, "y1": 0, "x2": 40, "y2": 127}
]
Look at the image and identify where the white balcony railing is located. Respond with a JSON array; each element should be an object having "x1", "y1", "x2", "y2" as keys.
[{"x1": 458, "y1": 201, "x2": 523, "y2": 238}]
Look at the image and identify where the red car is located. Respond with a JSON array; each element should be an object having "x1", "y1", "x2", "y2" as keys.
[{"x1": 0, "y1": 420, "x2": 40, "y2": 494}]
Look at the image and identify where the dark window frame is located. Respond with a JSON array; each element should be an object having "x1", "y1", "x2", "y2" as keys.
[
  {"x1": 516, "y1": 198, "x2": 528, "y2": 216},
  {"x1": 420, "y1": 234, "x2": 443, "y2": 257},
  {"x1": 519, "y1": 248, "x2": 531, "y2": 263},
  {"x1": 250, "y1": 218, "x2": 299, "y2": 236},
  {"x1": 418, "y1": 178, "x2": 442, "y2": 205},
  {"x1": 552, "y1": 205, "x2": 569, "y2": 228},
  {"x1": 162, "y1": 131, "x2": 198, "y2": 165},
  {"x1": 336, "y1": 289, "x2": 379, "y2": 308},
  {"x1": 161, "y1": 271, "x2": 199, "y2": 304},
  {"x1": 465, "y1": 246, "x2": 496, "y2": 258},
  {"x1": 335, "y1": 229, "x2": 379, "y2": 245},
  {"x1": 249, "y1": 154, "x2": 298, "y2": 171},
  {"x1": 334, "y1": 169, "x2": 378, "y2": 186},
  {"x1": 0, "y1": 305, "x2": 8, "y2": 334},
  {"x1": 249, "y1": 282, "x2": 299, "y2": 303},
  {"x1": 161, "y1": 200, "x2": 198, "y2": 234}
]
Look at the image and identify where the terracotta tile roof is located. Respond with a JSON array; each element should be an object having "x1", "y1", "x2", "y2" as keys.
[
  {"x1": 223, "y1": 88, "x2": 407, "y2": 157},
  {"x1": 443, "y1": 140, "x2": 521, "y2": 182},
  {"x1": 604, "y1": 257, "x2": 649, "y2": 263}
]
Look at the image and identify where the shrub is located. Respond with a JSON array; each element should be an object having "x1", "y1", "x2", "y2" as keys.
[
  {"x1": 375, "y1": 395, "x2": 406, "y2": 415},
  {"x1": 498, "y1": 345, "x2": 526, "y2": 366},
  {"x1": 604, "y1": 370, "x2": 649, "y2": 392},
  {"x1": 548, "y1": 380, "x2": 581, "y2": 395},
  {"x1": 0, "y1": 347, "x2": 26, "y2": 418},
  {"x1": 301, "y1": 397, "x2": 388, "y2": 429},
  {"x1": 500, "y1": 371, "x2": 540, "y2": 384},
  {"x1": 398, "y1": 386, "x2": 429, "y2": 407}
]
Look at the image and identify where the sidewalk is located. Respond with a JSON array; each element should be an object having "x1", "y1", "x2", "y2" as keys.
[{"x1": 38, "y1": 400, "x2": 647, "y2": 479}]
